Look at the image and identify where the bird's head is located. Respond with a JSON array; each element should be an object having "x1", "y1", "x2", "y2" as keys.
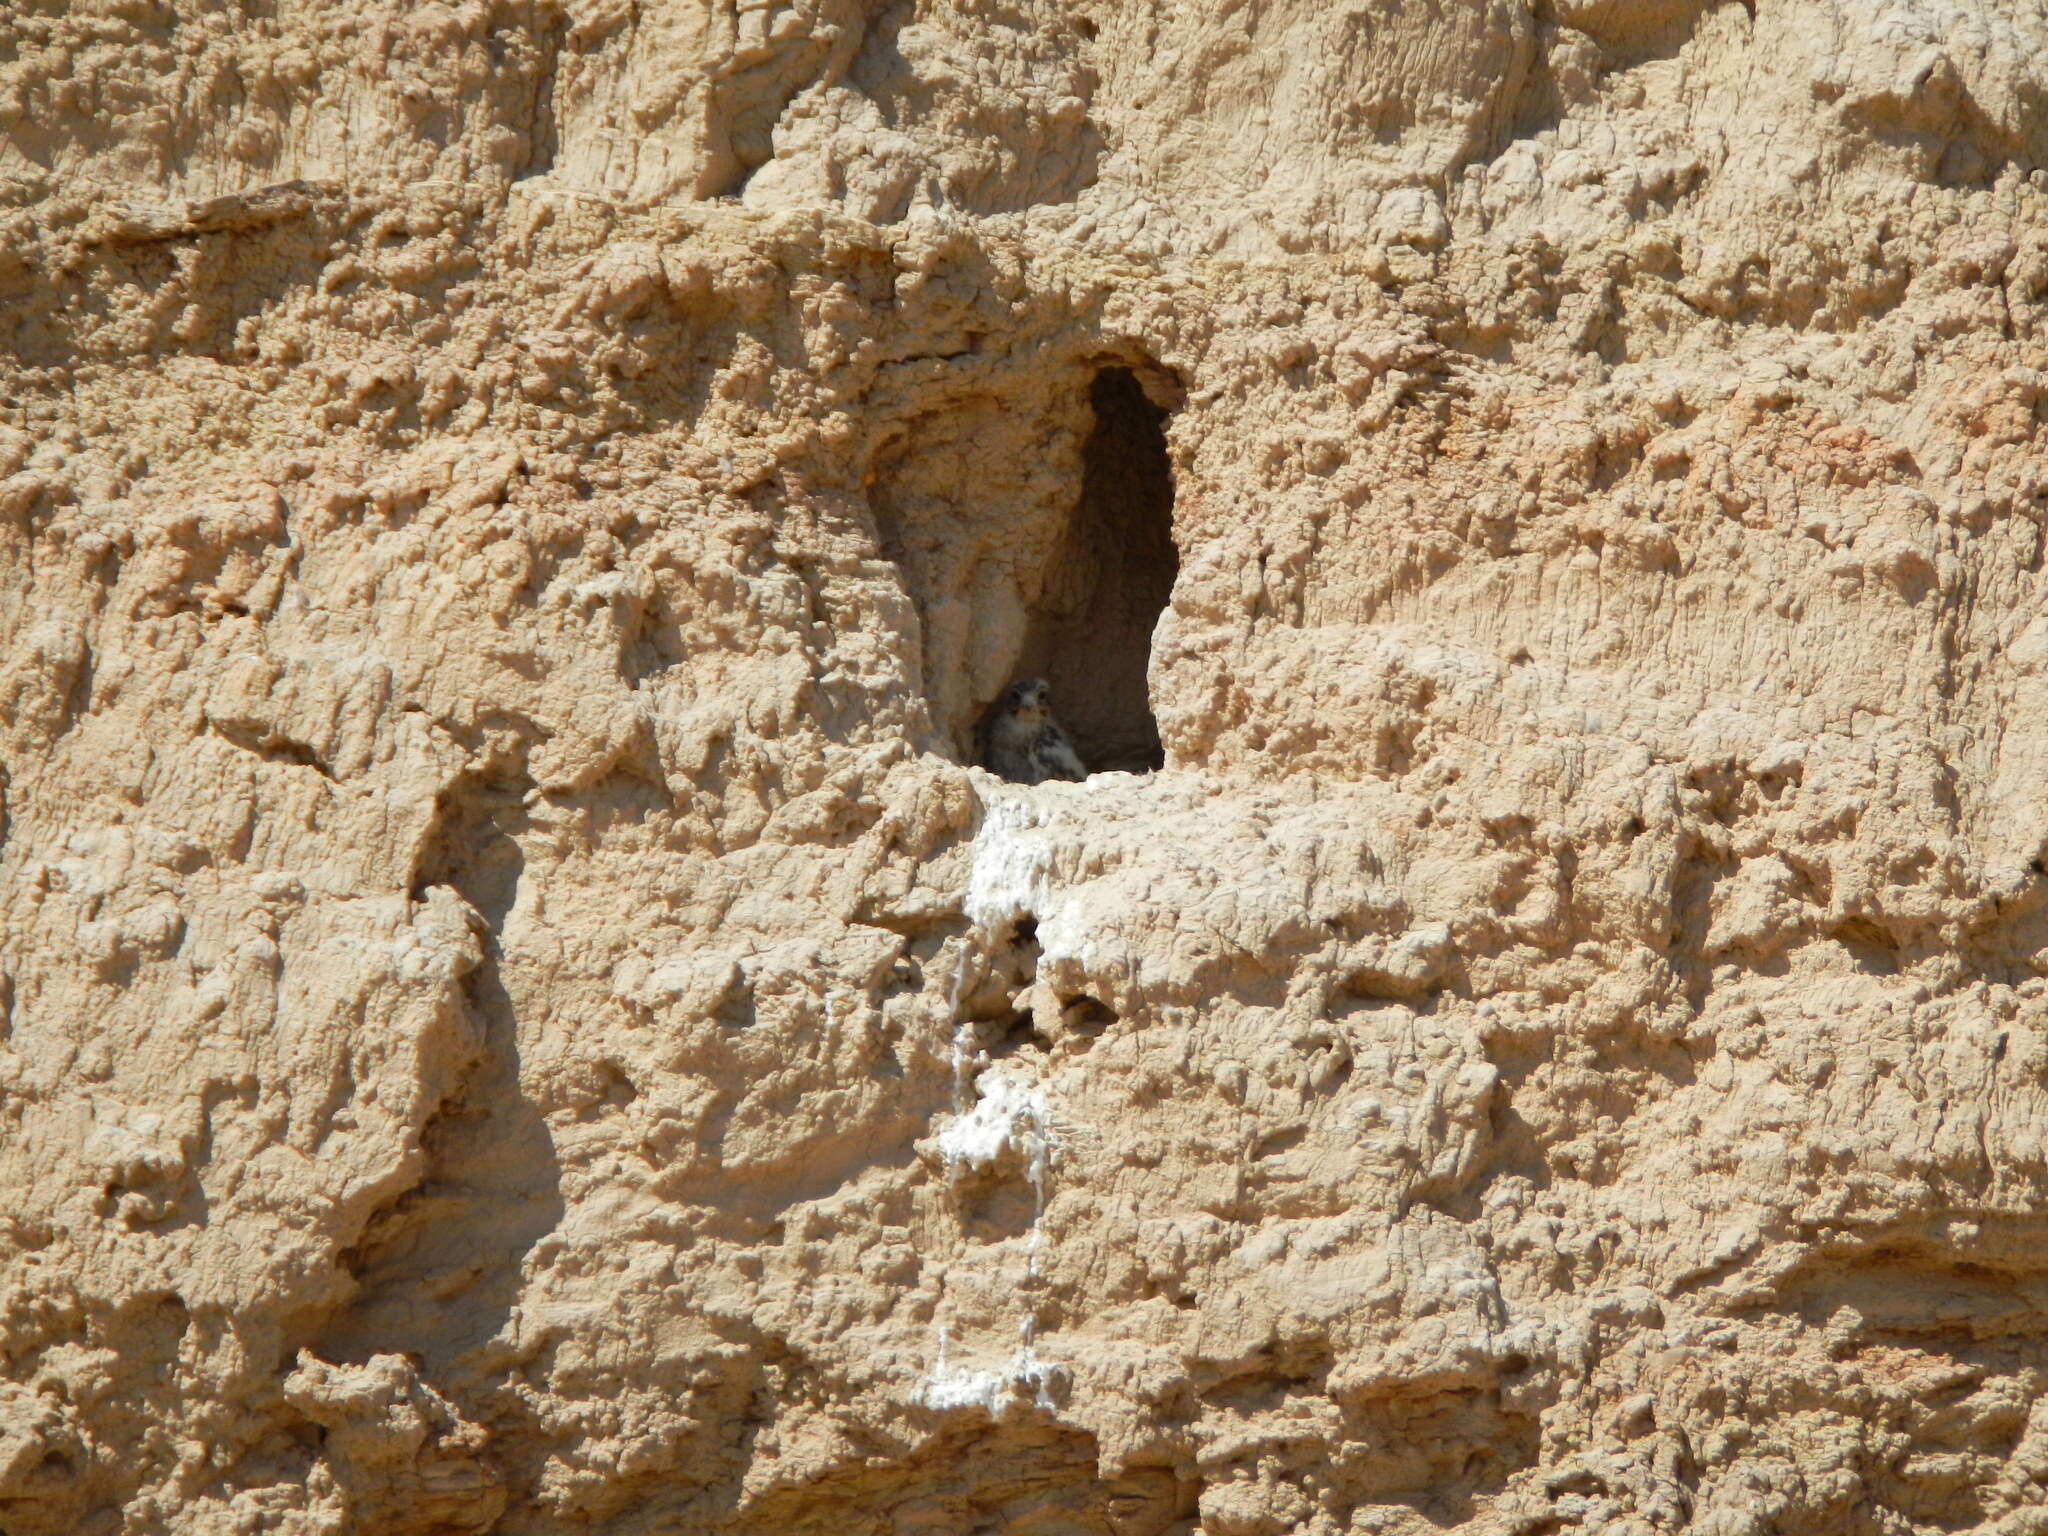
[{"x1": 1003, "y1": 677, "x2": 1053, "y2": 723}]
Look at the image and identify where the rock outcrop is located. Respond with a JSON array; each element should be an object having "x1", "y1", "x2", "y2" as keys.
[{"x1": 4, "y1": 2, "x2": 2048, "y2": 1532}]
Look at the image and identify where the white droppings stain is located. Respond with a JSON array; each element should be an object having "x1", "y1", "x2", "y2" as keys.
[
  {"x1": 964, "y1": 790, "x2": 1096, "y2": 968},
  {"x1": 964, "y1": 795, "x2": 1057, "y2": 930},
  {"x1": 936, "y1": 1064, "x2": 1054, "y2": 1181},
  {"x1": 917, "y1": 788, "x2": 1089, "y2": 1413},
  {"x1": 920, "y1": 1327, "x2": 1059, "y2": 1413},
  {"x1": 1033, "y1": 898, "x2": 1093, "y2": 970}
]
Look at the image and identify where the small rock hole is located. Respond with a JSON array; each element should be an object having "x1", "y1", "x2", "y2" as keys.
[
  {"x1": 714, "y1": 990, "x2": 759, "y2": 1030},
  {"x1": 985, "y1": 1012, "x2": 1051, "y2": 1057},
  {"x1": 1013, "y1": 365, "x2": 1180, "y2": 773},
  {"x1": 1253, "y1": 1125, "x2": 1307, "y2": 1159},
  {"x1": 1059, "y1": 995, "x2": 1116, "y2": 1037}
]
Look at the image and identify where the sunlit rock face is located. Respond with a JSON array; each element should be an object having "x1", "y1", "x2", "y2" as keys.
[{"x1": 4, "y1": 2, "x2": 2048, "y2": 1532}]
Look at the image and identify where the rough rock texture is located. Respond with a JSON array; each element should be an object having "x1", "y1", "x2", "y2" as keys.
[{"x1": 4, "y1": 2, "x2": 2048, "y2": 1533}]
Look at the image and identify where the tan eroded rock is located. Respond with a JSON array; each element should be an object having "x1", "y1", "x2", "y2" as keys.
[{"x1": 3, "y1": 1, "x2": 2048, "y2": 1531}]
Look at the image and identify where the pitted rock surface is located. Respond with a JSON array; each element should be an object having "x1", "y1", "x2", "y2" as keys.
[{"x1": 4, "y1": 3, "x2": 2048, "y2": 1532}]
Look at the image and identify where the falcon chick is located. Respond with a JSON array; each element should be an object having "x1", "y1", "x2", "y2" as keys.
[{"x1": 980, "y1": 677, "x2": 1087, "y2": 785}]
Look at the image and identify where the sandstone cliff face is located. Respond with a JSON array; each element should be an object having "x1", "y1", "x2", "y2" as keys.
[{"x1": 4, "y1": 3, "x2": 2048, "y2": 1533}]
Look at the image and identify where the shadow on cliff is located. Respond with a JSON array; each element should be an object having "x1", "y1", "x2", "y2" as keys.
[{"x1": 318, "y1": 759, "x2": 565, "y2": 1410}]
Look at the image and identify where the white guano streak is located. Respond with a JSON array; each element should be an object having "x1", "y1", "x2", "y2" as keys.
[
  {"x1": 919, "y1": 1327, "x2": 1058, "y2": 1413},
  {"x1": 937, "y1": 1064, "x2": 1054, "y2": 1186},
  {"x1": 963, "y1": 794, "x2": 1056, "y2": 930}
]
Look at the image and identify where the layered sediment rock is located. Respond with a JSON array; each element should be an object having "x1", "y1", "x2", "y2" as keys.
[{"x1": 4, "y1": 2, "x2": 2048, "y2": 1532}]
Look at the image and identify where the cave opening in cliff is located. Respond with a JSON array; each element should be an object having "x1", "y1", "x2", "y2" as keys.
[{"x1": 1020, "y1": 363, "x2": 1179, "y2": 774}]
